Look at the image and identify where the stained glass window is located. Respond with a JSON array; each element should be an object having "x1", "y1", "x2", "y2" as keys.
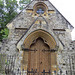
[{"x1": 36, "y1": 8, "x2": 44, "y2": 14}]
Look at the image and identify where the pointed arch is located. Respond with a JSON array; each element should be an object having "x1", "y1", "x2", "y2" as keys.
[
  {"x1": 30, "y1": 37, "x2": 50, "y2": 49},
  {"x1": 24, "y1": 29, "x2": 57, "y2": 49}
]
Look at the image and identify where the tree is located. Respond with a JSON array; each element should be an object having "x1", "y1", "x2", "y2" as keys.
[
  {"x1": 5, "y1": 0, "x2": 18, "y2": 24},
  {"x1": 19, "y1": 0, "x2": 31, "y2": 10},
  {"x1": 0, "y1": 0, "x2": 31, "y2": 41},
  {"x1": 0, "y1": 0, "x2": 18, "y2": 41},
  {"x1": 0, "y1": 0, "x2": 6, "y2": 41}
]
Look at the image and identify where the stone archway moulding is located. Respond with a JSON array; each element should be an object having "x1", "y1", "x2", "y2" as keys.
[
  {"x1": 24, "y1": 30, "x2": 56, "y2": 49},
  {"x1": 17, "y1": 29, "x2": 59, "y2": 51}
]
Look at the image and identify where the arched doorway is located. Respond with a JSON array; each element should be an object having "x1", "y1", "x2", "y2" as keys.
[
  {"x1": 22, "y1": 30, "x2": 58, "y2": 75},
  {"x1": 28, "y1": 37, "x2": 51, "y2": 74}
]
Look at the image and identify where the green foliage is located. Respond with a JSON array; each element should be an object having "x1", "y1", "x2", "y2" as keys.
[
  {"x1": 19, "y1": 0, "x2": 31, "y2": 10},
  {"x1": 5, "y1": 59, "x2": 9, "y2": 65},
  {"x1": 19, "y1": 0, "x2": 31, "y2": 4},
  {"x1": 1, "y1": 28, "x2": 9, "y2": 38},
  {"x1": 0, "y1": 0, "x2": 31, "y2": 41},
  {"x1": 0, "y1": 0, "x2": 18, "y2": 41},
  {"x1": 5, "y1": 0, "x2": 18, "y2": 24}
]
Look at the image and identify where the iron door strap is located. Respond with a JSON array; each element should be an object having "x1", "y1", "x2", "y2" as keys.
[
  {"x1": 22, "y1": 48, "x2": 37, "y2": 52},
  {"x1": 42, "y1": 49, "x2": 56, "y2": 52}
]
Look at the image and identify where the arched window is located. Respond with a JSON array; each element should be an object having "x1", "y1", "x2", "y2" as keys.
[{"x1": 33, "y1": 2, "x2": 48, "y2": 15}]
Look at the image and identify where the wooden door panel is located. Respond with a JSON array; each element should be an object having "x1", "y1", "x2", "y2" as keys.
[
  {"x1": 40, "y1": 46, "x2": 50, "y2": 73},
  {"x1": 28, "y1": 45, "x2": 39, "y2": 71},
  {"x1": 28, "y1": 37, "x2": 57, "y2": 75}
]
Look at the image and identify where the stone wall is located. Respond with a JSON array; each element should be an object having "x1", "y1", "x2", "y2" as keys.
[
  {"x1": 0, "y1": 0, "x2": 75, "y2": 75},
  {"x1": 0, "y1": 53, "x2": 6, "y2": 75}
]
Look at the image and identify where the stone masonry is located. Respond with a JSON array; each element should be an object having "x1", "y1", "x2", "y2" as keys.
[{"x1": 0, "y1": 0, "x2": 75, "y2": 75}]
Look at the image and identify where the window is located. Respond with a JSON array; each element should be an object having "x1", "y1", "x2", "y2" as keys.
[
  {"x1": 36, "y1": 8, "x2": 44, "y2": 14},
  {"x1": 33, "y1": 2, "x2": 48, "y2": 15}
]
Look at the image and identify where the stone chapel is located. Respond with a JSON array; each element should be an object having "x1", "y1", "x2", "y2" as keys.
[{"x1": 0, "y1": 0, "x2": 75, "y2": 75}]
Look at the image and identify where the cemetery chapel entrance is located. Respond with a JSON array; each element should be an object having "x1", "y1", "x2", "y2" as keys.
[{"x1": 23, "y1": 30, "x2": 57, "y2": 75}]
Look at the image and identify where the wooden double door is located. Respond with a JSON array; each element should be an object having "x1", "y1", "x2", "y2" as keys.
[{"x1": 28, "y1": 37, "x2": 51, "y2": 74}]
